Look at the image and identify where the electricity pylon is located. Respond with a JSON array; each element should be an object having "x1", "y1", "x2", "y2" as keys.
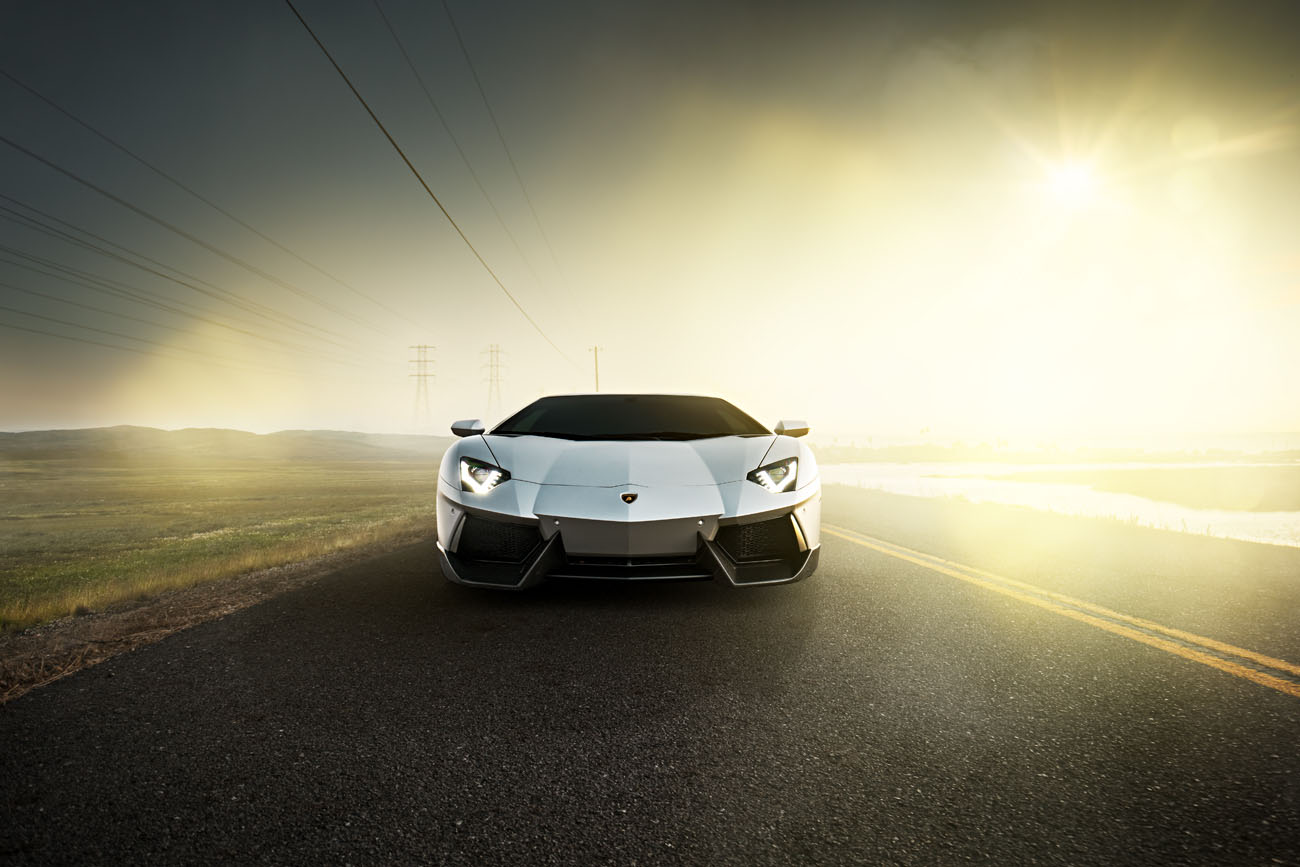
[
  {"x1": 410, "y1": 344, "x2": 435, "y2": 429},
  {"x1": 483, "y1": 343, "x2": 503, "y2": 419}
]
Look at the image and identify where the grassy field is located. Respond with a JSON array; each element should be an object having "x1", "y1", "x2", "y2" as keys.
[
  {"x1": 985, "y1": 465, "x2": 1300, "y2": 512},
  {"x1": 0, "y1": 451, "x2": 440, "y2": 630}
]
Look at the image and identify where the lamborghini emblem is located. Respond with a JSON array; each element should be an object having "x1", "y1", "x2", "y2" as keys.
[{"x1": 621, "y1": 492, "x2": 638, "y2": 504}]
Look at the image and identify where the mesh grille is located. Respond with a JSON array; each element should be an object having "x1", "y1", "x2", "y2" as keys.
[
  {"x1": 715, "y1": 516, "x2": 798, "y2": 562},
  {"x1": 548, "y1": 553, "x2": 713, "y2": 581},
  {"x1": 456, "y1": 516, "x2": 542, "y2": 563}
]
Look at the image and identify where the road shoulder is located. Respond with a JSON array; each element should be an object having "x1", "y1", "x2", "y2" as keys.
[{"x1": 0, "y1": 528, "x2": 431, "y2": 703}]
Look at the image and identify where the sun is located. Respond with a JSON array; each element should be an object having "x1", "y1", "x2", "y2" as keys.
[{"x1": 1044, "y1": 162, "x2": 1099, "y2": 208}]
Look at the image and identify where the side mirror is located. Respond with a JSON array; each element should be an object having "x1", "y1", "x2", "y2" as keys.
[
  {"x1": 774, "y1": 419, "x2": 809, "y2": 438},
  {"x1": 451, "y1": 419, "x2": 486, "y2": 438}
]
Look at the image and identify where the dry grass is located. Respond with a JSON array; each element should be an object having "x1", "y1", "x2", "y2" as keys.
[
  {"x1": 0, "y1": 450, "x2": 444, "y2": 700},
  {"x1": 2, "y1": 511, "x2": 431, "y2": 629},
  {"x1": 0, "y1": 520, "x2": 432, "y2": 703},
  {"x1": 0, "y1": 458, "x2": 440, "y2": 631}
]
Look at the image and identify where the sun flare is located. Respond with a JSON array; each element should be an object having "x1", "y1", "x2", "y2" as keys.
[{"x1": 1044, "y1": 162, "x2": 1099, "y2": 208}]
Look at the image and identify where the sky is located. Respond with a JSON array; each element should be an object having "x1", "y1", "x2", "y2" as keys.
[{"x1": 1, "y1": 0, "x2": 1298, "y2": 438}]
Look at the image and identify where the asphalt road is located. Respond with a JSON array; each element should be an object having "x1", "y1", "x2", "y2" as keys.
[{"x1": 3, "y1": 496, "x2": 1298, "y2": 865}]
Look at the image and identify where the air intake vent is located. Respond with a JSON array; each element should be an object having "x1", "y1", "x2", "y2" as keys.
[
  {"x1": 456, "y1": 516, "x2": 542, "y2": 563},
  {"x1": 715, "y1": 516, "x2": 799, "y2": 562}
]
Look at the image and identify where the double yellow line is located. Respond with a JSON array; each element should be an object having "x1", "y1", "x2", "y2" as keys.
[{"x1": 823, "y1": 524, "x2": 1300, "y2": 699}]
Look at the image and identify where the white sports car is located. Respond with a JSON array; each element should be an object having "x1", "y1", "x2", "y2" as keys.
[{"x1": 436, "y1": 394, "x2": 820, "y2": 589}]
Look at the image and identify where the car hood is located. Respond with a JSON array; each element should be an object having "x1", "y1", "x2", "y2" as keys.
[{"x1": 480, "y1": 434, "x2": 776, "y2": 487}]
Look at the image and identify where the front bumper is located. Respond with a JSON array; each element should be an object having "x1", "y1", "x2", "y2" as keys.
[{"x1": 436, "y1": 479, "x2": 821, "y2": 589}]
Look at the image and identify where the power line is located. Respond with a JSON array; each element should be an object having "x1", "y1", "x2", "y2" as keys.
[
  {"x1": 1, "y1": 300, "x2": 233, "y2": 358},
  {"x1": 0, "y1": 66, "x2": 415, "y2": 335},
  {"x1": 0, "y1": 302, "x2": 311, "y2": 376},
  {"x1": 0, "y1": 247, "x2": 333, "y2": 360},
  {"x1": 0, "y1": 198, "x2": 369, "y2": 355},
  {"x1": 371, "y1": 0, "x2": 551, "y2": 295},
  {"x1": 0, "y1": 318, "x2": 371, "y2": 382},
  {"x1": 2, "y1": 320, "x2": 160, "y2": 358},
  {"x1": 2, "y1": 278, "x2": 245, "y2": 346},
  {"x1": 439, "y1": 0, "x2": 568, "y2": 283},
  {"x1": 0, "y1": 212, "x2": 361, "y2": 355},
  {"x1": 0, "y1": 205, "x2": 337, "y2": 344},
  {"x1": 284, "y1": 0, "x2": 574, "y2": 364},
  {"x1": 0, "y1": 210, "x2": 333, "y2": 346},
  {"x1": 0, "y1": 279, "x2": 365, "y2": 369},
  {"x1": 0, "y1": 249, "x2": 252, "y2": 334},
  {"x1": 0, "y1": 233, "x2": 366, "y2": 358},
  {"x1": 0, "y1": 133, "x2": 388, "y2": 341}
]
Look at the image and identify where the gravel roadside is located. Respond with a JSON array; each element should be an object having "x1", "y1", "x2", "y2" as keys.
[{"x1": 0, "y1": 526, "x2": 432, "y2": 703}]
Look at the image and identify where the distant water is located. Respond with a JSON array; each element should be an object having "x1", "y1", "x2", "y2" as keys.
[
  {"x1": 821, "y1": 462, "x2": 1300, "y2": 549},
  {"x1": 813, "y1": 432, "x2": 1300, "y2": 455}
]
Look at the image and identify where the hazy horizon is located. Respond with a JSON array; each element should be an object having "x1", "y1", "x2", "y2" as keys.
[{"x1": 5, "y1": 420, "x2": 1300, "y2": 458}]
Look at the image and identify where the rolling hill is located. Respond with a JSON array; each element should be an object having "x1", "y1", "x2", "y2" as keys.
[{"x1": 0, "y1": 426, "x2": 455, "y2": 464}]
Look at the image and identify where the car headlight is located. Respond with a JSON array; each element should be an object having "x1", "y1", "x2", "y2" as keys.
[
  {"x1": 747, "y1": 457, "x2": 797, "y2": 493},
  {"x1": 460, "y1": 457, "x2": 510, "y2": 493}
]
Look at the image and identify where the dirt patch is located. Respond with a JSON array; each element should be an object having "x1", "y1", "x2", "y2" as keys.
[{"x1": 0, "y1": 530, "x2": 429, "y2": 704}]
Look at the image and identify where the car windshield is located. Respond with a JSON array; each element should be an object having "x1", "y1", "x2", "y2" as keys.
[{"x1": 491, "y1": 394, "x2": 771, "y2": 441}]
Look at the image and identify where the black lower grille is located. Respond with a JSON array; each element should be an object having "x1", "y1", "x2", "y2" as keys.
[
  {"x1": 549, "y1": 553, "x2": 713, "y2": 581},
  {"x1": 456, "y1": 516, "x2": 542, "y2": 563},
  {"x1": 715, "y1": 516, "x2": 799, "y2": 562}
]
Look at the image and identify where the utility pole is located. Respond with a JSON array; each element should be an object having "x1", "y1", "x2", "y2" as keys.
[
  {"x1": 588, "y1": 345, "x2": 602, "y2": 392},
  {"x1": 409, "y1": 344, "x2": 435, "y2": 429},
  {"x1": 483, "y1": 343, "x2": 503, "y2": 418}
]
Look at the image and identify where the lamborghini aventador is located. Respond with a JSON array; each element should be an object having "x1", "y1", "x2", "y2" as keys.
[{"x1": 435, "y1": 393, "x2": 820, "y2": 588}]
